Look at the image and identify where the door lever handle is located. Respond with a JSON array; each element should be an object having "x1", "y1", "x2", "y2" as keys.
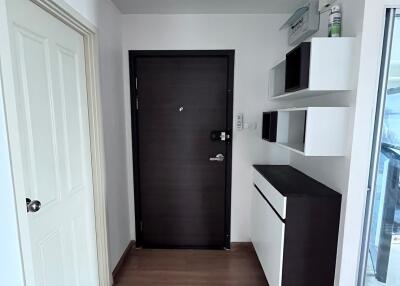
[{"x1": 209, "y1": 154, "x2": 224, "y2": 162}]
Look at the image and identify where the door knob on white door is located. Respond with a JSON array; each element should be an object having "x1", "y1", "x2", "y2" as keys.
[
  {"x1": 209, "y1": 154, "x2": 224, "y2": 162},
  {"x1": 26, "y1": 198, "x2": 41, "y2": 213}
]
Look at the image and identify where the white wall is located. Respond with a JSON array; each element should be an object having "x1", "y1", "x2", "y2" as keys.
[
  {"x1": 289, "y1": 0, "x2": 365, "y2": 192},
  {"x1": 56, "y1": 0, "x2": 132, "y2": 270},
  {"x1": 120, "y1": 4, "x2": 391, "y2": 285},
  {"x1": 97, "y1": 0, "x2": 132, "y2": 270},
  {"x1": 122, "y1": 14, "x2": 291, "y2": 242},
  {"x1": 53, "y1": 0, "x2": 132, "y2": 271},
  {"x1": 286, "y1": 1, "x2": 366, "y2": 284},
  {"x1": 39, "y1": 2, "x2": 400, "y2": 285},
  {"x1": 62, "y1": 0, "x2": 99, "y2": 26},
  {"x1": 63, "y1": 0, "x2": 132, "y2": 270},
  {"x1": 335, "y1": 0, "x2": 400, "y2": 285},
  {"x1": 285, "y1": 0, "x2": 400, "y2": 285},
  {"x1": 283, "y1": 0, "x2": 396, "y2": 285},
  {"x1": 1, "y1": 0, "x2": 392, "y2": 285}
]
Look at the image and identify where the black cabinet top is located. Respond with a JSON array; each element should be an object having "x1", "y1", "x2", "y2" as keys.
[{"x1": 254, "y1": 165, "x2": 341, "y2": 198}]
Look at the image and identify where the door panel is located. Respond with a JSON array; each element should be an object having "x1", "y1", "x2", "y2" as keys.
[
  {"x1": 38, "y1": 229, "x2": 67, "y2": 286},
  {"x1": 6, "y1": 0, "x2": 98, "y2": 285},
  {"x1": 57, "y1": 47, "x2": 86, "y2": 193},
  {"x1": 15, "y1": 27, "x2": 59, "y2": 206},
  {"x1": 132, "y1": 53, "x2": 233, "y2": 248}
]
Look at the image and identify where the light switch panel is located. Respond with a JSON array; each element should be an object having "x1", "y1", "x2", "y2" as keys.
[{"x1": 236, "y1": 113, "x2": 244, "y2": 130}]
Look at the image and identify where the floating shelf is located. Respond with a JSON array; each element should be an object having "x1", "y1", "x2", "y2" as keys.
[
  {"x1": 276, "y1": 142, "x2": 306, "y2": 155},
  {"x1": 272, "y1": 107, "x2": 350, "y2": 156},
  {"x1": 271, "y1": 89, "x2": 342, "y2": 100},
  {"x1": 269, "y1": 37, "x2": 356, "y2": 101}
]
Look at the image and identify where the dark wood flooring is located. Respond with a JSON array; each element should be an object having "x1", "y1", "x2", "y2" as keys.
[{"x1": 114, "y1": 243, "x2": 268, "y2": 286}]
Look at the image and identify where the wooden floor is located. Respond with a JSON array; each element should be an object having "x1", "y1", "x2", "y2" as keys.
[{"x1": 114, "y1": 243, "x2": 268, "y2": 286}]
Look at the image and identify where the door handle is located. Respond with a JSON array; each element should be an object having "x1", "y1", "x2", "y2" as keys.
[
  {"x1": 209, "y1": 154, "x2": 224, "y2": 162},
  {"x1": 26, "y1": 198, "x2": 41, "y2": 213}
]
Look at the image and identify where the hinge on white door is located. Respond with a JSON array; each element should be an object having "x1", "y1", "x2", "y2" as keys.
[{"x1": 135, "y1": 76, "x2": 138, "y2": 90}]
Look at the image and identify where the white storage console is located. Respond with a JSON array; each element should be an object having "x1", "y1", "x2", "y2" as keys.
[
  {"x1": 252, "y1": 186, "x2": 285, "y2": 286},
  {"x1": 269, "y1": 37, "x2": 356, "y2": 100},
  {"x1": 251, "y1": 165, "x2": 342, "y2": 286}
]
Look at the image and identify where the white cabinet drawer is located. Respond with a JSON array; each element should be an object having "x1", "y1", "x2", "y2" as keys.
[
  {"x1": 253, "y1": 169, "x2": 287, "y2": 219},
  {"x1": 251, "y1": 187, "x2": 285, "y2": 286}
]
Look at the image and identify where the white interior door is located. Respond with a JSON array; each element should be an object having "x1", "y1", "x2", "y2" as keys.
[{"x1": 5, "y1": 0, "x2": 99, "y2": 285}]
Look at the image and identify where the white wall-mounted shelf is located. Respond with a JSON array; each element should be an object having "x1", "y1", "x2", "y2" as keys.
[
  {"x1": 269, "y1": 37, "x2": 356, "y2": 101},
  {"x1": 274, "y1": 107, "x2": 350, "y2": 156},
  {"x1": 271, "y1": 89, "x2": 340, "y2": 100}
]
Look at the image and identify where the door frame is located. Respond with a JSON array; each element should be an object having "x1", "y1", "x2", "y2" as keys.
[
  {"x1": 0, "y1": 0, "x2": 110, "y2": 285},
  {"x1": 129, "y1": 50, "x2": 234, "y2": 249}
]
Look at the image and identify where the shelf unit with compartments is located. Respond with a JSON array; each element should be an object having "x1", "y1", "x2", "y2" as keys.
[
  {"x1": 269, "y1": 37, "x2": 356, "y2": 100},
  {"x1": 263, "y1": 107, "x2": 350, "y2": 156}
]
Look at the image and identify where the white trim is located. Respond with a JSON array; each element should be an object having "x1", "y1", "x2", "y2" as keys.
[
  {"x1": 121, "y1": 35, "x2": 136, "y2": 240},
  {"x1": 0, "y1": 0, "x2": 111, "y2": 285},
  {"x1": 32, "y1": 0, "x2": 96, "y2": 33}
]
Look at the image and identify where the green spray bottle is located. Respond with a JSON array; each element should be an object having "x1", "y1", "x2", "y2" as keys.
[{"x1": 328, "y1": 5, "x2": 342, "y2": 37}]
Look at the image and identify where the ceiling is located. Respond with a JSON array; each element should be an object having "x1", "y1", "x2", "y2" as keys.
[{"x1": 112, "y1": 0, "x2": 307, "y2": 14}]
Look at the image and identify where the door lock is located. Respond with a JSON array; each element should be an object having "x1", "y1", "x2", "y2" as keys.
[
  {"x1": 26, "y1": 198, "x2": 41, "y2": 213},
  {"x1": 220, "y1": 132, "x2": 227, "y2": 141},
  {"x1": 210, "y1": 130, "x2": 231, "y2": 142}
]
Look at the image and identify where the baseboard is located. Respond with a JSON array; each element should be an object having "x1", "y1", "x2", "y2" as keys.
[
  {"x1": 112, "y1": 240, "x2": 135, "y2": 282},
  {"x1": 230, "y1": 242, "x2": 254, "y2": 250}
]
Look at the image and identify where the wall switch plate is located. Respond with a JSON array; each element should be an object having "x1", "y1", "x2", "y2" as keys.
[
  {"x1": 236, "y1": 113, "x2": 244, "y2": 130},
  {"x1": 319, "y1": 0, "x2": 336, "y2": 12}
]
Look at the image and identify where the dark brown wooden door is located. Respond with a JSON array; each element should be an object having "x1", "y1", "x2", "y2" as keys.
[{"x1": 130, "y1": 51, "x2": 234, "y2": 249}]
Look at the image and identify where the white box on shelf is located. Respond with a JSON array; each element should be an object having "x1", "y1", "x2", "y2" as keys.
[
  {"x1": 269, "y1": 37, "x2": 356, "y2": 100},
  {"x1": 268, "y1": 60, "x2": 286, "y2": 99},
  {"x1": 275, "y1": 107, "x2": 350, "y2": 156}
]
